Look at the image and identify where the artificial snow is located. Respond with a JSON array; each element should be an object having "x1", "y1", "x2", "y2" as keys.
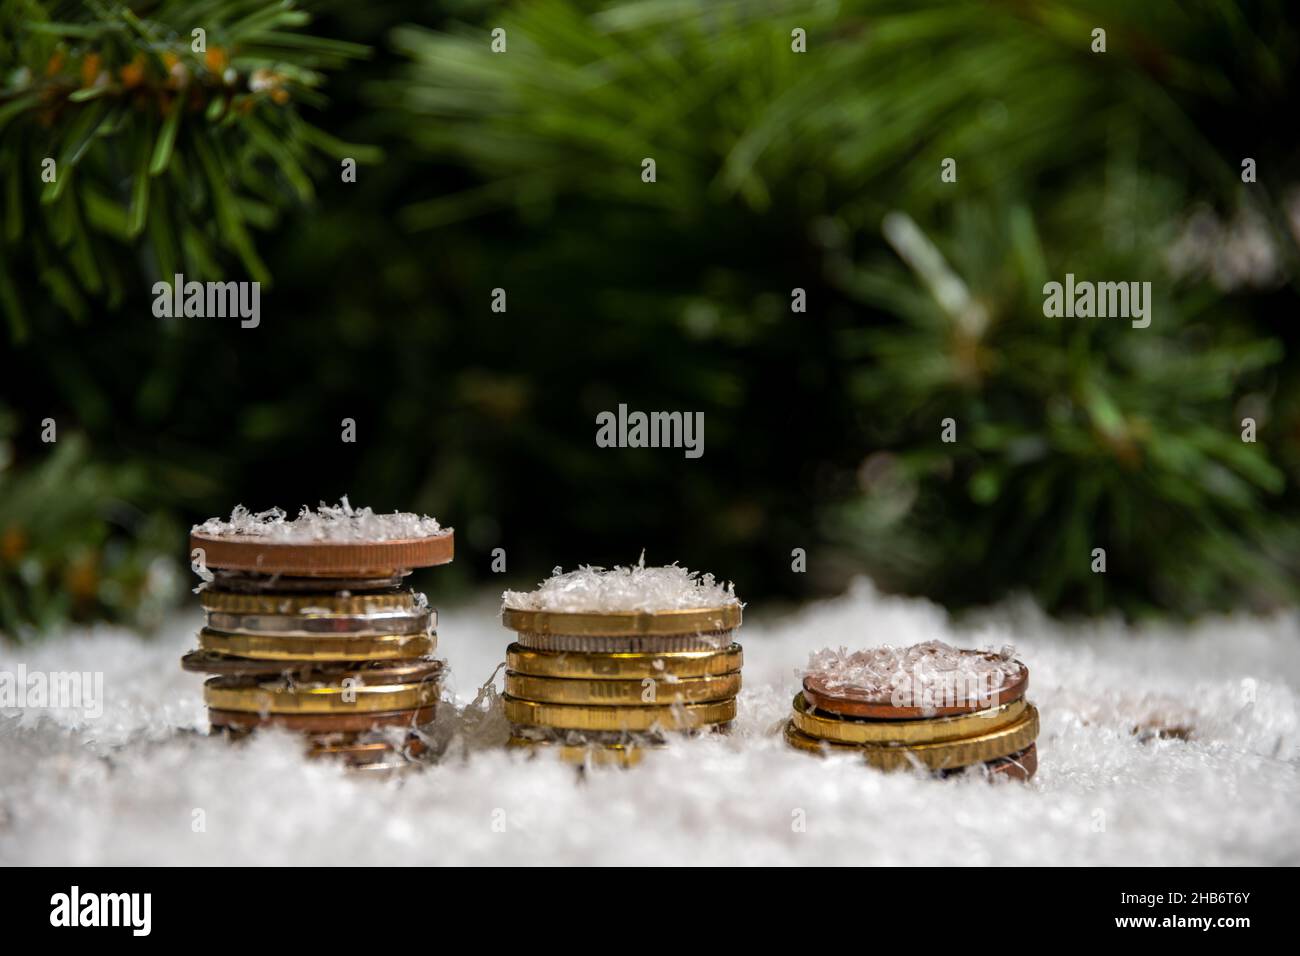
[
  {"x1": 192, "y1": 497, "x2": 447, "y2": 542},
  {"x1": 503, "y1": 559, "x2": 739, "y2": 613},
  {"x1": 2, "y1": 579, "x2": 1297, "y2": 865},
  {"x1": 807, "y1": 640, "x2": 1022, "y2": 705}
]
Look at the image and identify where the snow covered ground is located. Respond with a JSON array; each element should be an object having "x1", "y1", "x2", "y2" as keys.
[{"x1": 2, "y1": 579, "x2": 1297, "y2": 865}]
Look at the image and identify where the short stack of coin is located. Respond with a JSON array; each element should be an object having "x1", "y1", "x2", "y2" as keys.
[
  {"x1": 501, "y1": 602, "x2": 744, "y2": 767},
  {"x1": 784, "y1": 642, "x2": 1039, "y2": 780},
  {"x1": 182, "y1": 510, "x2": 453, "y2": 773}
]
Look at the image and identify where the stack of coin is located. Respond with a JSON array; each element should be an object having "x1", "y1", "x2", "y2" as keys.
[
  {"x1": 181, "y1": 507, "x2": 453, "y2": 773},
  {"x1": 500, "y1": 583, "x2": 744, "y2": 767},
  {"x1": 784, "y1": 641, "x2": 1039, "y2": 780}
]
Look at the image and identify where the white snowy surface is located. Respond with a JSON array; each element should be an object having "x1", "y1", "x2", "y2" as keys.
[
  {"x1": 1, "y1": 579, "x2": 1297, "y2": 866},
  {"x1": 503, "y1": 560, "x2": 738, "y2": 612}
]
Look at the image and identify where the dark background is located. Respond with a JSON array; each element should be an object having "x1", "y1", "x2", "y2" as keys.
[{"x1": 3, "y1": 0, "x2": 1300, "y2": 638}]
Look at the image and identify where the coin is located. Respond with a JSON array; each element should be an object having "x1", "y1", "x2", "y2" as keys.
[
  {"x1": 506, "y1": 643, "x2": 743, "y2": 680},
  {"x1": 503, "y1": 695, "x2": 736, "y2": 732},
  {"x1": 209, "y1": 570, "x2": 411, "y2": 592},
  {"x1": 506, "y1": 671, "x2": 741, "y2": 706},
  {"x1": 802, "y1": 654, "x2": 1028, "y2": 719},
  {"x1": 204, "y1": 609, "x2": 431, "y2": 637},
  {"x1": 205, "y1": 675, "x2": 441, "y2": 714},
  {"x1": 963, "y1": 743, "x2": 1038, "y2": 781},
  {"x1": 307, "y1": 736, "x2": 429, "y2": 765},
  {"x1": 199, "y1": 589, "x2": 422, "y2": 615},
  {"x1": 791, "y1": 693, "x2": 1029, "y2": 745},
  {"x1": 501, "y1": 604, "x2": 741, "y2": 637},
  {"x1": 346, "y1": 760, "x2": 419, "y2": 775},
  {"x1": 783, "y1": 704, "x2": 1039, "y2": 771},
  {"x1": 508, "y1": 724, "x2": 670, "y2": 746},
  {"x1": 512, "y1": 631, "x2": 734, "y2": 653},
  {"x1": 506, "y1": 736, "x2": 652, "y2": 768},
  {"x1": 198, "y1": 629, "x2": 435, "y2": 662},
  {"x1": 190, "y1": 530, "x2": 454, "y2": 576},
  {"x1": 199, "y1": 657, "x2": 444, "y2": 683},
  {"x1": 202, "y1": 655, "x2": 443, "y2": 688},
  {"x1": 207, "y1": 705, "x2": 438, "y2": 733},
  {"x1": 182, "y1": 650, "x2": 308, "y2": 678}
]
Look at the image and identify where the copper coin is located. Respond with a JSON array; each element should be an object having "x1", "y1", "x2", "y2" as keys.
[
  {"x1": 191, "y1": 531, "x2": 454, "y2": 576},
  {"x1": 182, "y1": 650, "x2": 318, "y2": 678},
  {"x1": 967, "y1": 742, "x2": 1037, "y2": 781},
  {"x1": 207, "y1": 705, "x2": 437, "y2": 733},
  {"x1": 803, "y1": 651, "x2": 1028, "y2": 720}
]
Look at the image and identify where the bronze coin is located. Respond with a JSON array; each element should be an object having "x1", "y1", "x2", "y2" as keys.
[
  {"x1": 191, "y1": 531, "x2": 454, "y2": 576},
  {"x1": 206, "y1": 705, "x2": 437, "y2": 733},
  {"x1": 181, "y1": 650, "x2": 317, "y2": 678},
  {"x1": 972, "y1": 742, "x2": 1038, "y2": 781},
  {"x1": 803, "y1": 651, "x2": 1028, "y2": 719}
]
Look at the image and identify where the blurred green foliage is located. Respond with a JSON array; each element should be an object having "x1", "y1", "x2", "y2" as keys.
[
  {"x1": 387, "y1": 0, "x2": 1300, "y2": 615},
  {"x1": 0, "y1": 411, "x2": 182, "y2": 640},
  {"x1": 3, "y1": 0, "x2": 1300, "y2": 636}
]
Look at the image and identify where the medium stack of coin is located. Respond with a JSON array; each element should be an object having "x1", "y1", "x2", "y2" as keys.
[
  {"x1": 181, "y1": 507, "x2": 453, "y2": 773},
  {"x1": 785, "y1": 641, "x2": 1039, "y2": 780},
  {"x1": 501, "y1": 598, "x2": 744, "y2": 767}
]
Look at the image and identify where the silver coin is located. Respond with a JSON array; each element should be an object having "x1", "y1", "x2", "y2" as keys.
[
  {"x1": 512, "y1": 629, "x2": 735, "y2": 653},
  {"x1": 204, "y1": 608, "x2": 433, "y2": 637},
  {"x1": 209, "y1": 570, "x2": 411, "y2": 592}
]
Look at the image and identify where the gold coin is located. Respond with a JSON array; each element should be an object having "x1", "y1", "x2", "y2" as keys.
[
  {"x1": 502, "y1": 604, "x2": 741, "y2": 637},
  {"x1": 784, "y1": 704, "x2": 1040, "y2": 771},
  {"x1": 205, "y1": 678, "x2": 440, "y2": 714},
  {"x1": 506, "y1": 736, "x2": 651, "y2": 767},
  {"x1": 503, "y1": 695, "x2": 736, "y2": 732},
  {"x1": 199, "y1": 589, "x2": 422, "y2": 615},
  {"x1": 199, "y1": 628, "x2": 435, "y2": 661},
  {"x1": 506, "y1": 671, "x2": 741, "y2": 705},
  {"x1": 208, "y1": 705, "x2": 437, "y2": 733},
  {"x1": 307, "y1": 736, "x2": 428, "y2": 765},
  {"x1": 791, "y1": 693, "x2": 1028, "y2": 746},
  {"x1": 347, "y1": 761, "x2": 420, "y2": 775},
  {"x1": 506, "y1": 642, "x2": 743, "y2": 679}
]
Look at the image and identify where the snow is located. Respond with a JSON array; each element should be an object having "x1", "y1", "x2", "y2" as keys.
[
  {"x1": 192, "y1": 498, "x2": 447, "y2": 542},
  {"x1": 503, "y1": 559, "x2": 739, "y2": 613},
  {"x1": 806, "y1": 640, "x2": 1023, "y2": 706},
  {"x1": 2, "y1": 579, "x2": 1297, "y2": 865}
]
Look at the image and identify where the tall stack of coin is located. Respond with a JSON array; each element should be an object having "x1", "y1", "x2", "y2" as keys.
[
  {"x1": 784, "y1": 641, "x2": 1039, "y2": 780},
  {"x1": 181, "y1": 505, "x2": 453, "y2": 773},
  {"x1": 500, "y1": 565, "x2": 743, "y2": 767}
]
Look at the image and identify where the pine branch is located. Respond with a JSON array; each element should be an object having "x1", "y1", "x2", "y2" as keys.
[{"x1": 0, "y1": 0, "x2": 375, "y2": 339}]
